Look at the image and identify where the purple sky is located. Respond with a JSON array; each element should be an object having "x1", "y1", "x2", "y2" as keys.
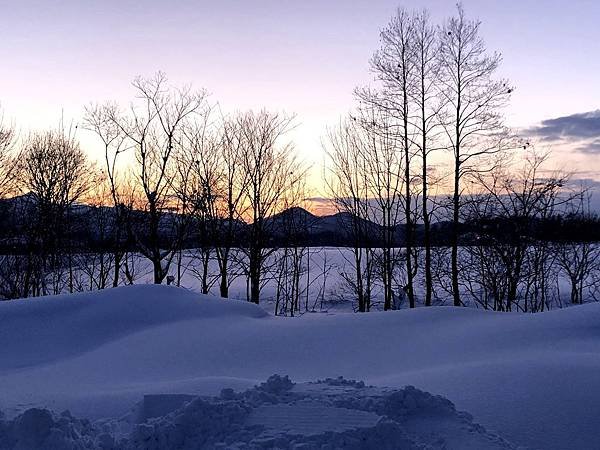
[{"x1": 2, "y1": 0, "x2": 600, "y2": 192}]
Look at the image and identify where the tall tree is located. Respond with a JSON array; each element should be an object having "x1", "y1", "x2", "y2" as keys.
[
  {"x1": 83, "y1": 103, "x2": 130, "y2": 287},
  {"x1": 103, "y1": 73, "x2": 208, "y2": 284},
  {"x1": 411, "y1": 10, "x2": 444, "y2": 306},
  {"x1": 324, "y1": 118, "x2": 375, "y2": 312},
  {"x1": 213, "y1": 116, "x2": 249, "y2": 298},
  {"x1": 237, "y1": 110, "x2": 303, "y2": 304},
  {"x1": 177, "y1": 113, "x2": 222, "y2": 292},
  {"x1": 438, "y1": 4, "x2": 512, "y2": 306},
  {"x1": 357, "y1": 8, "x2": 418, "y2": 308}
]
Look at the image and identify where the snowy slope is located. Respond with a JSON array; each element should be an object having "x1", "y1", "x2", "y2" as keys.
[
  {"x1": 0, "y1": 285, "x2": 265, "y2": 370},
  {"x1": 1, "y1": 285, "x2": 599, "y2": 449}
]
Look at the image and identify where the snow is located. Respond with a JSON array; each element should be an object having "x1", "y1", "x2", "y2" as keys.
[
  {"x1": 1, "y1": 285, "x2": 599, "y2": 448},
  {"x1": 0, "y1": 285, "x2": 266, "y2": 370},
  {"x1": 0, "y1": 376, "x2": 514, "y2": 449},
  {"x1": 245, "y1": 404, "x2": 381, "y2": 436}
]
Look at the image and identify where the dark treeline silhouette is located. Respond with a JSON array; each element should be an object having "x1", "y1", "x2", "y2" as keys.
[
  {"x1": 3, "y1": 199, "x2": 600, "y2": 254},
  {"x1": 1, "y1": 188, "x2": 599, "y2": 309},
  {"x1": 1, "y1": 5, "x2": 599, "y2": 313}
]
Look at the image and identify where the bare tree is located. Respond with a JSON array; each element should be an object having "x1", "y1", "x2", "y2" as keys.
[
  {"x1": 357, "y1": 8, "x2": 418, "y2": 308},
  {"x1": 78, "y1": 181, "x2": 119, "y2": 291},
  {"x1": 273, "y1": 178, "x2": 312, "y2": 316},
  {"x1": 557, "y1": 241, "x2": 598, "y2": 305},
  {"x1": 463, "y1": 149, "x2": 570, "y2": 311},
  {"x1": 556, "y1": 194, "x2": 600, "y2": 305},
  {"x1": 16, "y1": 125, "x2": 96, "y2": 296},
  {"x1": 438, "y1": 4, "x2": 513, "y2": 306},
  {"x1": 356, "y1": 108, "x2": 404, "y2": 311},
  {"x1": 103, "y1": 72, "x2": 208, "y2": 284},
  {"x1": 324, "y1": 118, "x2": 375, "y2": 312},
  {"x1": 410, "y1": 10, "x2": 445, "y2": 306},
  {"x1": 213, "y1": 115, "x2": 249, "y2": 298},
  {"x1": 237, "y1": 110, "x2": 304, "y2": 304},
  {"x1": 83, "y1": 102, "x2": 130, "y2": 287},
  {"x1": 176, "y1": 113, "x2": 222, "y2": 293}
]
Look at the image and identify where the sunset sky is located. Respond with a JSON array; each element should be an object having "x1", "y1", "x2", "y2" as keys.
[{"x1": 2, "y1": 0, "x2": 600, "y2": 204}]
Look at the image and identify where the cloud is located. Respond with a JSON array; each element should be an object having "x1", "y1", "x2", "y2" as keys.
[
  {"x1": 524, "y1": 110, "x2": 600, "y2": 154},
  {"x1": 525, "y1": 110, "x2": 600, "y2": 140},
  {"x1": 576, "y1": 138, "x2": 600, "y2": 155},
  {"x1": 568, "y1": 177, "x2": 600, "y2": 189}
]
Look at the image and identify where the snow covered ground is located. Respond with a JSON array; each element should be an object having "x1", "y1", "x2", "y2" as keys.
[
  {"x1": 0, "y1": 376, "x2": 515, "y2": 449},
  {"x1": 1, "y1": 285, "x2": 599, "y2": 448}
]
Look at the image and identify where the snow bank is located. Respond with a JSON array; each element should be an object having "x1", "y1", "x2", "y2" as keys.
[
  {"x1": 0, "y1": 285, "x2": 266, "y2": 370},
  {"x1": 0, "y1": 376, "x2": 515, "y2": 449},
  {"x1": 1, "y1": 285, "x2": 599, "y2": 448},
  {"x1": 0, "y1": 408, "x2": 102, "y2": 450}
]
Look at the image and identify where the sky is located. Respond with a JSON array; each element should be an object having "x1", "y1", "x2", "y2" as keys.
[{"x1": 1, "y1": 0, "x2": 600, "y2": 203}]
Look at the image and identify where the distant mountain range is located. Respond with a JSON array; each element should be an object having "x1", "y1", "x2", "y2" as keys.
[
  {"x1": 0, "y1": 195, "x2": 453, "y2": 249},
  {"x1": 262, "y1": 206, "x2": 454, "y2": 246},
  {"x1": 1, "y1": 194, "x2": 598, "y2": 251}
]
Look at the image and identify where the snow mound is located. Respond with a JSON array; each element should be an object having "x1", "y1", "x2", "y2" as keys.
[
  {"x1": 0, "y1": 285, "x2": 266, "y2": 370},
  {"x1": 0, "y1": 408, "x2": 102, "y2": 450},
  {"x1": 0, "y1": 376, "x2": 515, "y2": 450}
]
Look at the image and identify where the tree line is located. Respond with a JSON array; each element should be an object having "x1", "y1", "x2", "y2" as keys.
[
  {"x1": 0, "y1": 75, "x2": 306, "y2": 305},
  {"x1": 0, "y1": 5, "x2": 598, "y2": 313}
]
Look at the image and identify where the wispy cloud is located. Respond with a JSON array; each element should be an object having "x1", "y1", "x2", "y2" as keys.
[
  {"x1": 576, "y1": 139, "x2": 600, "y2": 155},
  {"x1": 524, "y1": 110, "x2": 600, "y2": 154}
]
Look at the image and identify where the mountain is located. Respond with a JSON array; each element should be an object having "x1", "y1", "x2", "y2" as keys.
[{"x1": 4, "y1": 194, "x2": 595, "y2": 250}]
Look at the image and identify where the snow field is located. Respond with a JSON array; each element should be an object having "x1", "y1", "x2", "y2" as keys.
[{"x1": 1, "y1": 285, "x2": 599, "y2": 448}]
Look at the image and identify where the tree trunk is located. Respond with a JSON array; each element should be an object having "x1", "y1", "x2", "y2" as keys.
[
  {"x1": 201, "y1": 251, "x2": 209, "y2": 294},
  {"x1": 422, "y1": 120, "x2": 433, "y2": 307},
  {"x1": 403, "y1": 74, "x2": 415, "y2": 309},
  {"x1": 451, "y1": 157, "x2": 461, "y2": 306},
  {"x1": 355, "y1": 247, "x2": 365, "y2": 312},
  {"x1": 219, "y1": 261, "x2": 229, "y2": 298},
  {"x1": 112, "y1": 252, "x2": 121, "y2": 287},
  {"x1": 249, "y1": 248, "x2": 261, "y2": 304},
  {"x1": 153, "y1": 258, "x2": 163, "y2": 284}
]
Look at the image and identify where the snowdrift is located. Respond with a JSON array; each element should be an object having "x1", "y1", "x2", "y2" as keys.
[
  {"x1": 0, "y1": 376, "x2": 515, "y2": 449},
  {"x1": 0, "y1": 285, "x2": 266, "y2": 370},
  {"x1": 1, "y1": 285, "x2": 599, "y2": 449}
]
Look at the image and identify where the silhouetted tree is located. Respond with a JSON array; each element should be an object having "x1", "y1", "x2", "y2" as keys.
[
  {"x1": 83, "y1": 102, "x2": 130, "y2": 287},
  {"x1": 357, "y1": 8, "x2": 418, "y2": 308},
  {"x1": 237, "y1": 110, "x2": 304, "y2": 304},
  {"x1": 213, "y1": 116, "x2": 249, "y2": 298},
  {"x1": 438, "y1": 4, "x2": 513, "y2": 306},
  {"x1": 411, "y1": 10, "x2": 445, "y2": 306},
  {"x1": 324, "y1": 118, "x2": 375, "y2": 312},
  {"x1": 102, "y1": 72, "x2": 208, "y2": 284},
  {"x1": 176, "y1": 113, "x2": 222, "y2": 292},
  {"x1": 16, "y1": 125, "x2": 96, "y2": 296}
]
